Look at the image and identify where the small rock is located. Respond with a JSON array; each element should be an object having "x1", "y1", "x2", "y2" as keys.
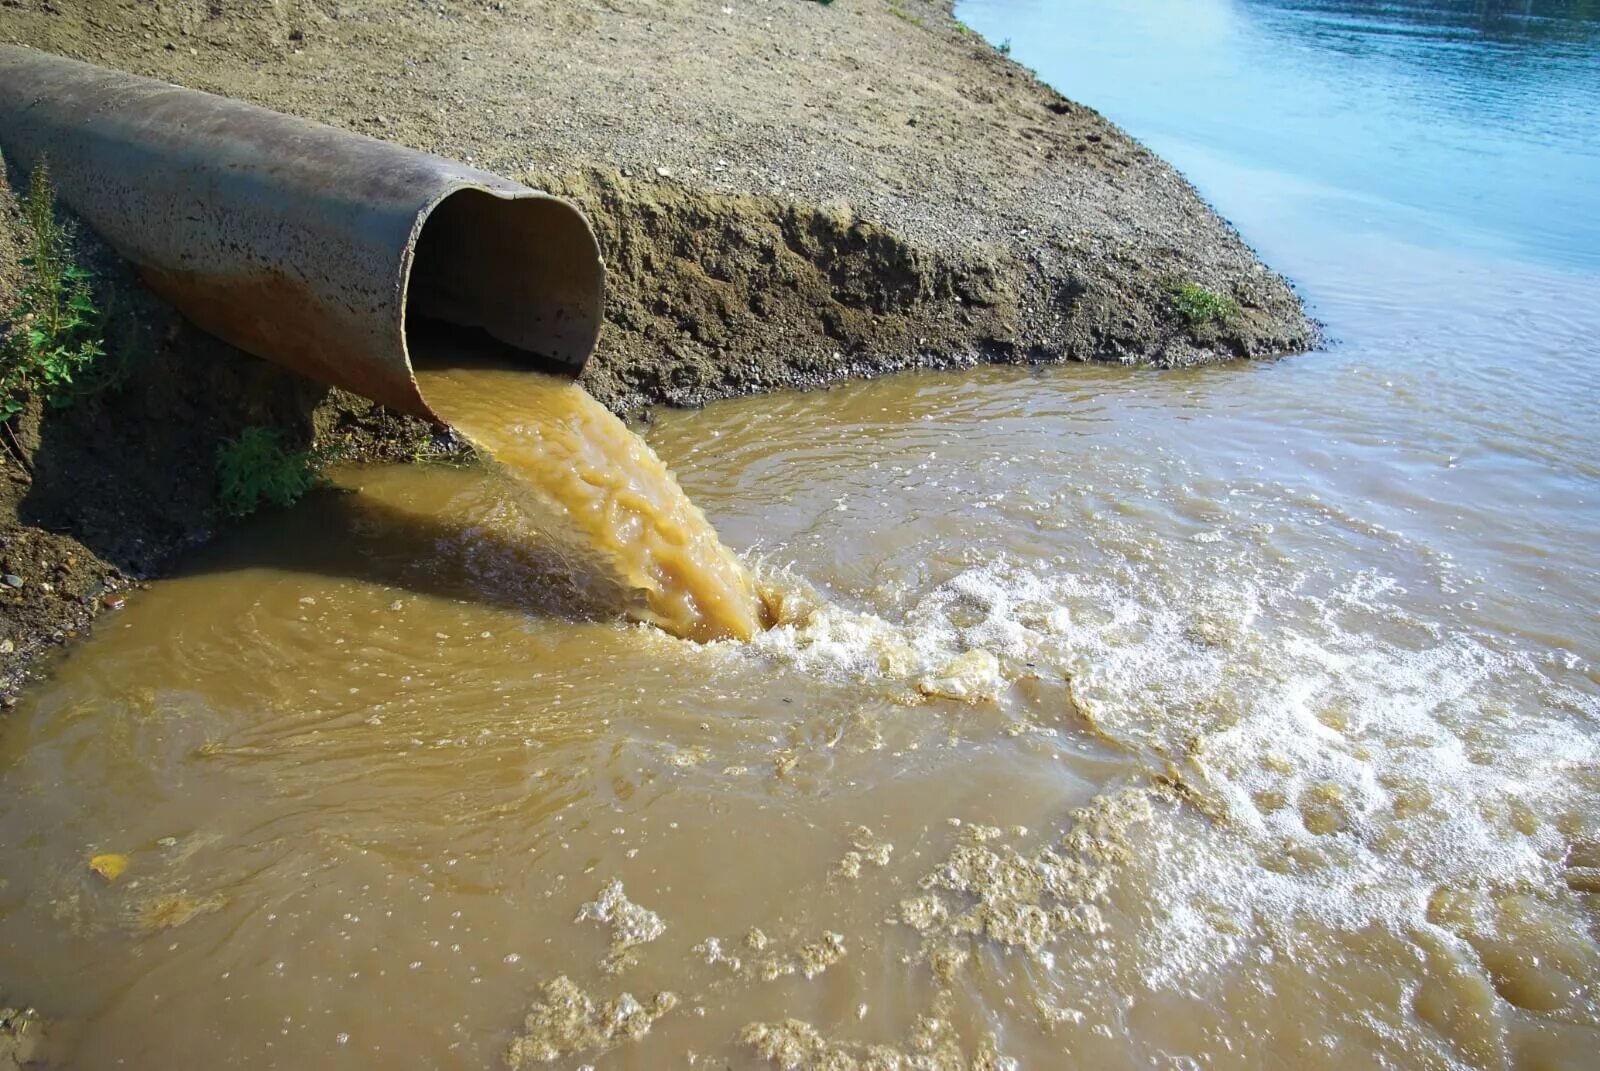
[
  {"x1": 655, "y1": 166, "x2": 673, "y2": 178},
  {"x1": 2, "y1": 574, "x2": 22, "y2": 589},
  {"x1": 103, "y1": 594, "x2": 126, "y2": 611},
  {"x1": 0, "y1": 639, "x2": 13, "y2": 654}
]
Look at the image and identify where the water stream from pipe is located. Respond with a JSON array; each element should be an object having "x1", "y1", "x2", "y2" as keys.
[{"x1": 413, "y1": 362, "x2": 770, "y2": 643}]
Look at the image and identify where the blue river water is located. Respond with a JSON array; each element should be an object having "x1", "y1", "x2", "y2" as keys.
[{"x1": 960, "y1": 0, "x2": 1600, "y2": 272}]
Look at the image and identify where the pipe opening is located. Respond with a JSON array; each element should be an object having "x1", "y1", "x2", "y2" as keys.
[{"x1": 405, "y1": 188, "x2": 603, "y2": 378}]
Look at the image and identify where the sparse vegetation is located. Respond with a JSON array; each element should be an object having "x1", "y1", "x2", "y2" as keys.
[
  {"x1": 214, "y1": 427, "x2": 324, "y2": 519},
  {"x1": 888, "y1": 0, "x2": 922, "y2": 26},
  {"x1": 999, "y1": 38, "x2": 1012, "y2": 55},
  {"x1": 1167, "y1": 281, "x2": 1238, "y2": 327},
  {"x1": 0, "y1": 159, "x2": 109, "y2": 422}
]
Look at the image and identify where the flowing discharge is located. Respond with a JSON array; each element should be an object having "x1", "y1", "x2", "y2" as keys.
[{"x1": 413, "y1": 362, "x2": 769, "y2": 643}]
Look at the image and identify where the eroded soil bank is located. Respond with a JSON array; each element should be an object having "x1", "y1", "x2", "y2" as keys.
[{"x1": 0, "y1": 0, "x2": 1313, "y2": 693}]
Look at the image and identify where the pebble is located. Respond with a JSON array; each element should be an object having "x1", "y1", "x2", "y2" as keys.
[{"x1": 2, "y1": 574, "x2": 22, "y2": 589}]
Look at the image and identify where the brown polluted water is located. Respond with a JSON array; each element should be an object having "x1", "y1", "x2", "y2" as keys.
[
  {"x1": 413, "y1": 363, "x2": 769, "y2": 644},
  {"x1": 0, "y1": 337, "x2": 1596, "y2": 1067}
]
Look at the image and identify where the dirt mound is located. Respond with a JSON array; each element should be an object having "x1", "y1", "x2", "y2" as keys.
[
  {"x1": 545, "y1": 168, "x2": 1017, "y2": 410},
  {"x1": 550, "y1": 165, "x2": 1307, "y2": 416}
]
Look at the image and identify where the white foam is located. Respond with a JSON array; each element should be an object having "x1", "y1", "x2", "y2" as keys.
[{"x1": 737, "y1": 542, "x2": 1599, "y2": 990}]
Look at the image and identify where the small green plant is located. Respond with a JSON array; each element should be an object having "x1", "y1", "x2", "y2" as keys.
[
  {"x1": 1167, "y1": 281, "x2": 1238, "y2": 327},
  {"x1": 888, "y1": 0, "x2": 921, "y2": 25},
  {"x1": 999, "y1": 37, "x2": 1012, "y2": 55},
  {"x1": 0, "y1": 159, "x2": 108, "y2": 421},
  {"x1": 214, "y1": 427, "x2": 323, "y2": 518}
]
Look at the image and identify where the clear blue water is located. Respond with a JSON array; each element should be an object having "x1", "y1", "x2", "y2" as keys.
[{"x1": 961, "y1": 0, "x2": 1600, "y2": 272}]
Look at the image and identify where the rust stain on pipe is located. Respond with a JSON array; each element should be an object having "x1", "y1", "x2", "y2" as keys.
[{"x1": 0, "y1": 46, "x2": 605, "y2": 419}]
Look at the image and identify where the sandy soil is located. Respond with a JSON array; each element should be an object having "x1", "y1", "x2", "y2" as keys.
[{"x1": 0, "y1": 1, "x2": 1313, "y2": 691}]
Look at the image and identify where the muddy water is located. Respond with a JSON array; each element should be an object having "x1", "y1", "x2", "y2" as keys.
[
  {"x1": 413, "y1": 363, "x2": 767, "y2": 643},
  {"x1": 0, "y1": 341, "x2": 1595, "y2": 1067},
  {"x1": 2, "y1": 4, "x2": 1600, "y2": 1071}
]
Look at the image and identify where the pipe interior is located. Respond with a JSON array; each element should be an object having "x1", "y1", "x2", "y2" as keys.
[{"x1": 405, "y1": 189, "x2": 603, "y2": 376}]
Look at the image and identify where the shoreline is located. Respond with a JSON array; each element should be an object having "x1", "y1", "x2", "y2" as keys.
[{"x1": 0, "y1": 0, "x2": 1315, "y2": 699}]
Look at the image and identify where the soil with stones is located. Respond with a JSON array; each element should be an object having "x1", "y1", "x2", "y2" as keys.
[{"x1": 0, "y1": 0, "x2": 1315, "y2": 699}]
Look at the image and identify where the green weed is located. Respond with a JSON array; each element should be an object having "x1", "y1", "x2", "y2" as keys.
[
  {"x1": 889, "y1": 0, "x2": 922, "y2": 25},
  {"x1": 0, "y1": 159, "x2": 109, "y2": 421},
  {"x1": 1166, "y1": 281, "x2": 1238, "y2": 327},
  {"x1": 214, "y1": 427, "x2": 324, "y2": 519},
  {"x1": 999, "y1": 37, "x2": 1012, "y2": 55}
]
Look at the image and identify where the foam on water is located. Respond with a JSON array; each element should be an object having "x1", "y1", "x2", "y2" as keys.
[{"x1": 729, "y1": 528, "x2": 1600, "y2": 1031}]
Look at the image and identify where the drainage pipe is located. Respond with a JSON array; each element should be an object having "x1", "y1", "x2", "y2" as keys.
[{"x1": 0, "y1": 46, "x2": 605, "y2": 420}]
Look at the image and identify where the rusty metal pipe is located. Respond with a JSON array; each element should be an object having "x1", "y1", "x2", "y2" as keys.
[{"x1": 0, "y1": 46, "x2": 604, "y2": 420}]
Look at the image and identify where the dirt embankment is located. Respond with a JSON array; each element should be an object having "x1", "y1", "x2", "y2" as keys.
[{"x1": 0, "y1": 0, "x2": 1316, "y2": 697}]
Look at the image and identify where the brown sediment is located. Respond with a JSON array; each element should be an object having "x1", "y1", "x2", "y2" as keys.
[
  {"x1": 835, "y1": 826, "x2": 895, "y2": 881},
  {"x1": 693, "y1": 928, "x2": 851, "y2": 985},
  {"x1": 0, "y1": 1003, "x2": 49, "y2": 1070},
  {"x1": 504, "y1": 976, "x2": 678, "y2": 1068},
  {"x1": 574, "y1": 878, "x2": 666, "y2": 974},
  {"x1": 901, "y1": 788, "x2": 1156, "y2": 962},
  {"x1": 126, "y1": 891, "x2": 228, "y2": 936},
  {"x1": 740, "y1": 1014, "x2": 1015, "y2": 1071}
]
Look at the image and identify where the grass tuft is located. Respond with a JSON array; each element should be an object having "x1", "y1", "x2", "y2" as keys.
[
  {"x1": 888, "y1": 0, "x2": 921, "y2": 25},
  {"x1": 214, "y1": 427, "x2": 324, "y2": 519},
  {"x1": 1, "y1": 159, "x2": 111, "y2": 421},
  {"x1": 1166, "y1": 281, "x2": 1238, "y2": 327}
]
